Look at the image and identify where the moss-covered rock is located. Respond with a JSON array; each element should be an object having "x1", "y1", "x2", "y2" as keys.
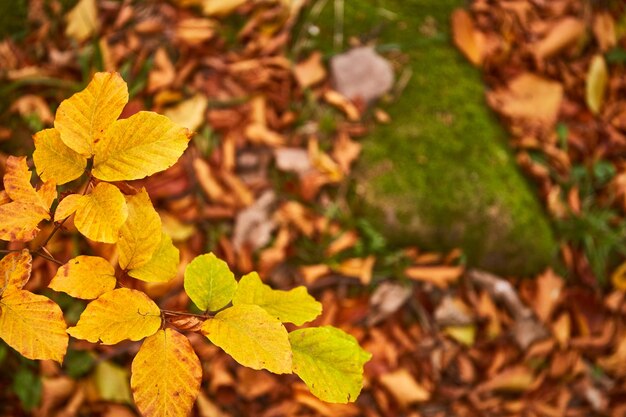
[{"x1": 310, "y1": 0, "x2": 558, "y2": 275}]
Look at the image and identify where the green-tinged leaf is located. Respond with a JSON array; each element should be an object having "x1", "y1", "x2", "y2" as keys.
[
  {"x1": 92, "y1": 111, "x2": 192, "y2": 181},
  {"x1": 118, "y1": 189, "x2": 162, "y2": 270},
  {"x1": 33, "y1": 128, "x2": 88, "y2": 185},
  {"x1": 233, "y1": 272, "x2": 322, "y2": 325},
  {"x1": 184, "y1": 252, "x2": 236, "y2": 311},
  {"x1": 0, "y1": 289, "x2": 69, "y2": 363},
  {"x1": 49, "y1": 256, "x2": 116, "y2": 300},
  {"x1": 67, "y1": 288, "x2": 161, "y2": 344},
  {"x1": 289, "y1": 326, "x2": 371, "y2": 403},
  {"x1": 94, "y1": 361, "x2": 132, "y2": 404},
  {"x1": 586, "y1": 54, "x2": 608, "y2": 114},
  {"x1": 12, "y1": 367, "x2": 42, "y2": 410},
  {"x1": 54, "y1": 72, "x2": 128, "y2": 157},
  {"x1": 201, "y1": 304, "x2": 292, "y2": 374},
  {"x1": 131, "y1": 329, "x2": 202, "y2": 417},
  {"x1": 128, "y1": 233, "x2": 179, "y2": 283}
]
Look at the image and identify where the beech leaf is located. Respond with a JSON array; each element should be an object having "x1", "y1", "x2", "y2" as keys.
[
  {"x1": 131, "y1": 329, "x2": 202, "y2": 417},
  {"x1": 68, "y1": 288, "x2": 161, "y2": 344},
  {"x1": 0, "y1": 289, "x2": 68, "y2": 363},
  {"x1": 33, "y1": 128, "x2": 87, "y2": 185},
  {"x1": 202, "y1": 304, "x2": 292, "y2": 374},
  {"x1": 49, "y1": 256, "x2": 116, "y2": 300},
  {"x1": 289, "y1": 326, "x2": 371, "y2": 403},
  {"x1": 117, "y1": 189, "x2": 162, "y2": 270},
  {"x1": 73, "y1": 183, "x2": 128, "y2": 243},
  {"x1": 233, "y1": 272, "x2": 322, "y2": 325},
  {"x1": 128, "y1": 233, "x2": 179, "y2": 283},
  {"x1": 92, "y1": 111, "x2": 192, "y2": 181},
  {"x1": 0, "y1": 250, "x2": 32, "y2": 294},
  {"x1": 55, "y1": 72, "x2": 128, "y2": 157},
  {"x1": 0, "y1": 156, "x2": 54, "y2": 241},
  {"x1": 184, "y1": 252, "x2": 236, "y2": 311}
]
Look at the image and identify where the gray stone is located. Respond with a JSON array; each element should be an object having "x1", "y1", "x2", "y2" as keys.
[{"x1": 330, "y1": 47, "x2": 394, "y2": 104}]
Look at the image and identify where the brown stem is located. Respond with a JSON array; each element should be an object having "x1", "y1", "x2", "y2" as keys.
[
  {"x1": 33, "y1": 250, "x2": 63, "y2": 266},
  {"x1": 161, "y1": 309, "x2": 211, "y2": 319}
]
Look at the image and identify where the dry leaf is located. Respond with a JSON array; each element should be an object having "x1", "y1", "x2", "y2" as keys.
[
  {"x1": 378, "y1": 369, "x2": 430, "y2": 407},
  {"x1": 585, "y1": 54, "x2": 608, "y2": 115},
  {"x1": 65, "y1": 0, "x2": 99, "y2": 42},
  {"x1": 404, "y1": 265, "x2": 463, "y2": 289},
  {"x1": 488, "y1": 73, "x2": 563, "y2": 126},
  {"x1": 534, "y1": 18, "x2": 585, "y2": 60},
  {"x1": 451, "y1": 8, "x2": 484, "y2": 66},
  {"x1": 294, "y1": 51, "x2": 327, "y2": 88}
]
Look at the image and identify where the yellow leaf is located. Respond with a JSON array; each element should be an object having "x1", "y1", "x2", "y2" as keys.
[
  {"x1": 68, "y1": 288, "x2": 161, "y2": 344},
  {"x1": 55, "y1": 72, "x2": 128, "y2": 157},
  {"x1": 65, "y1": 0, "x2": 99, "y2": 42},
  {"x1": 74, "y1": 183, "x2": 128, "y2": 243},
  {"x1": 444, "y1": 325, "x2": 476, "y2": 347},
  {"x1": 37, "y1": 180, "x2": 57, "y2": 210},
  {"x1": 586, "y1": 54, "x2": 608, "y2": 115},
  {"x1": 4, "y1": 156, "x2": 52, "y2": 212},
  {"x1": 201, "y1": 304, "x2": 292, "y2": 374},
  {"x1": 0, "y1": 202, "x2": 49, "y2": 242},
  {"x1": 163, "y1": 95, "x2": 209, "y2": 131},
  {"x1": 54, "y1": 194, "x2": 84, "y2": 222},
  {"x1": 131, "y1": 329, "x2": 202, "y2": 417},
  {"x1": 184, "y1": 252, "x2": 237, "y2": 311},
  {"x1": 128, "y1": 233, "x2": 179, "y2": 283},
  {"x1": 49, "y1": 256, "x2": 116, "y2": 300},
  {"x1": 118, "y1": 189, "x2": 162, "y2": 270},
  {"x1": 233, "y1": 272, "x2": 322, "y2": 325},
  {"x1": 93, "y1": 111, "x2": 192, "y2": 181},
  {"x1": 33, "y1": 128, "x2": 88, "y2": 185},
  {"x1": 0, "y1": 289, "x2": 68, "y2": 363},
  {"x1": 0, "y1": 250, "x2": 32, "y2": 294}
]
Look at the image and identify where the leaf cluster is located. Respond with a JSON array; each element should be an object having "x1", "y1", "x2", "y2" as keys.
[{"x1": 0, "y1": 72, "x2": 371, "y2": 417}]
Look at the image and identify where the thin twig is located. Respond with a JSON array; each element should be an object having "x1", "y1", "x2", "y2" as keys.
[
  {"x1": 161, "y1": 309, "x2": 211, "y2": 319},
  {"x1": 33, "y1": 250, "x2": 63, "y2": 266}
]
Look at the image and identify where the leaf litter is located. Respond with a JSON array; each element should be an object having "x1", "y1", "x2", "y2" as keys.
[{"x1": 1, "y1": 0, "x2": 626, "y2": 416}]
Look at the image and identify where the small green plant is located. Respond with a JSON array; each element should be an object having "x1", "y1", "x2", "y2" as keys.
[{"x1": 0, "y1": 72, "x2": 370, "y2": 416}]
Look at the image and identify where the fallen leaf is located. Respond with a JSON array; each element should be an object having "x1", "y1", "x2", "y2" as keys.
[
  {"x1": 404, "y1": 265, "x2": 463, "y2": 289},
  {"x1": 378, "y1": 369, "x2": 430, "y2": 407},
  {"x1": 451, "y1": 8, "x2": 484, "y2": 66},
  {"x1": 65, "y1": 0, "x2": 99, "y2": 42},
  {"x1": 585, "y1": 54, "x2": 608, "y2": 115},
  {"x1": 294, "y1": 51, "x2": 327, "y2": 88},
  {"x1": 592, "y1": 12, "x2": 616, "y2": 52},
  {"x1": 164, "y1": 95, "x2": 209, "y2": 131},
  {"x1": 202, "y1": 0, "x2": 247, "y2": 16},
  {"x1": 488, "y1": 73, "x2": 563, "y2": 126},
  {"x1": 534, "y1": 17, "x2": 585, "y2": 60}
]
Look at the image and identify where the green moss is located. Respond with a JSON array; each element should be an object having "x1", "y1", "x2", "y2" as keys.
[{"x1": 307, "y1": 0, "x2": 558, "y2": 275}]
